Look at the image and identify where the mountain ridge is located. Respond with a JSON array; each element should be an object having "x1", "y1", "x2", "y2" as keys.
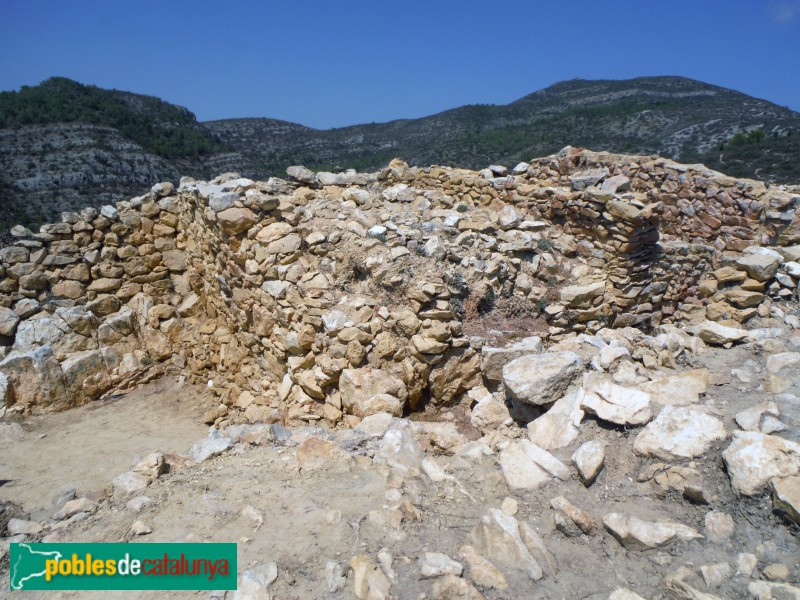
[{"x1": 1, "y1": 75, "x2": 799, "y2": 231}]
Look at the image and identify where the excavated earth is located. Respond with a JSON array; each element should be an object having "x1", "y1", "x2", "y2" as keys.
[{"x1": 1, "y1": 148, "x2": 800, "y2": 599}]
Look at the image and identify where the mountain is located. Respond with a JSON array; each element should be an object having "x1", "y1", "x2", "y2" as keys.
[{"x1": 1, "y1": 76, "x2": 799, "y2": 232}]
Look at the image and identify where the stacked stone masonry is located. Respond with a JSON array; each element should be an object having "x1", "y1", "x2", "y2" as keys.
[{"x1": 0, "y1": 147, "x2": 798, "y2": 421}]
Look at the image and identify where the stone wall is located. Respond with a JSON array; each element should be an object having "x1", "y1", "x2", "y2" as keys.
[{"x1": 1, "y1": 150, "x2": 798, "y2": 419}]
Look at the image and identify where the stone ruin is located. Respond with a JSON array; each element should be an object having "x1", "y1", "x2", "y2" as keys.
[{"x1": 1, "y1": 146, "x2": 799, "y2": 425}]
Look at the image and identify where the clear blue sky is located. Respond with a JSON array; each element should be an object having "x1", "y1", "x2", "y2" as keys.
[{"x1": 1, "y1": 0, "x2": 798, "y2": 129}]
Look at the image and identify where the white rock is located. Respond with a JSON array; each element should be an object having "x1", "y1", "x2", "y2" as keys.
[
  {"x1": 375, "y1": 420, "x2": 424, "y2": 476},
  {"x1": 735, "y1": 402, "x2": 783, "y2": 432},
  {"x1": 503, "y1": 351, "x2": 584, "y2": 406},
  {"x1": 112, "y1": 471, "x2": 150, "y2": 495},
  {"x1": 704, "y1": 511, "x2": 735, "y2": 543},
  {"x1": 470, "y1": 394, "x2": 512, "y2": 433},
  {"x1": 527, "y1": 387, "x2": 585, "y2": 450},
  {"x1": 637, "y1": 369, "x2": 709, "y2": 406},
  {"x1": 634, "y1": 406, "x2": 727, "y2": 460},
  {"x1": 694, "y1": 320, "x2": 748, "y2": 345},
  {"x1": 581, "y1": 374, "x2": 651, "y2": 425},
  {"x1": 771, "y1": 476, "x2": 800, "y2": 526},
  {"x1": 602, "y1": 513, "x2": 702, "y2": 549},
  {"x1": 418, "y1": 552, "x2": 463, "y2": 578},
  {"x1": 722, "y1": 432, "x2": 800, "y2": 495},
  {"x1": 498, "y1": 439, "x2": 570, "y2": 490},
  {"x1": 480, "y1": 336, "x2": 543, "y2": 382},
  {"x1": 350, "y1": 555, "x2": 391, "y2": 600},
  {"x1": 128, "y1": 520, "x2": 151, "y2": 536},
  {"x1": 325, "y1": 561, "x2": 347, "y2": 593},
  {"x1": 608, "y1": 590, "x2": 648, "y2": 600},
  {"x1": 7, "y1": 518, "x2": 43, "y2": 535},
  {"x1": 235, "y1": 562, "x2": 278, "y2": 600},
  {"x1": 356, "y1": 412, "x2": 394, "y2": 438},
  {"x1": 189, "y1": 430, "x2": 233, "y2": 463},
  {"x1": 572, "y1": 440, "x2": 605, "y2": 486},
  {"x1": 470, "y1": 507, "x2": 543, "y2": 580}
]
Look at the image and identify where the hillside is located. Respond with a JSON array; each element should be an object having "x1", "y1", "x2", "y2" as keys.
[
  {"x1": 205, "y1": 76, "x2": 800, "y2": 181},
  {"x1": 1, "y1": 75, "x2": 799, "y2": 232}
]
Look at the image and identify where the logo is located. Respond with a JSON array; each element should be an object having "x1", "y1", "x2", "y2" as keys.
[{"x1": 9, "y1": 543, "x2": 237, "y2": 591}]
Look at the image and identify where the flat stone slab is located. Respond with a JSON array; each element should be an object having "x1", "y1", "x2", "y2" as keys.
[{"x1": 634, "y1": 406, "x2": 727, "y2": 461}]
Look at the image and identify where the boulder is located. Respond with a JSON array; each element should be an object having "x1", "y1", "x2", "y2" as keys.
[
  {"x1": 503, "y1": 351, "x2": 583, "y2": 406},
  {"x1": 0, "y1": 346, "x2": 69, "y2": 410},
  {"x1": 637, "y1": 369, "x2": 709, "y2": 406},
  {"x1": 470, "y1": 507, "x2": 543, "y2": 581},
  {"x1": 722, "y1": 432, "x2": 800, "y2": 495},
  {"x1": 771, "y1": 476, "x2": 800, "y2": 526},
  {"x1": 572, "y1": 440, "x2": 605, "y2": 486},
  {"x1": 634, "y1": 406, "x2": 727, "y2": 461},
  {"x1": 526, "y1": 387, "x2": 584, "y2": 450},
  {"x1": 694, "y1": 320, "x2": 748, "y2": 345},
  {"x1": 217, "y1": 207, "x2": 257, "y2": 235},
  {"x1": 736, "y1": 252, "x2": 781, "y2": 281},
  {"x1": 340, "y1": 367, "x2": 408, "y2": 417},
  {"x1": 580, "y1": 374, "x2": 651, "y2": 426},
  {"x1": 480, "y1": 336, "x2": 543, "y2": 382},
  {"x1": 498, "y1": 439, "x2": 570, "y2": 490},
  {"x1": 602, "y1": 513, "x2": 702, "y2": 549}
]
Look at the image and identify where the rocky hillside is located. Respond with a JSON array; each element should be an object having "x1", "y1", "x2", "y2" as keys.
[
  {"x1": 2, "y1": 76, "x2": 799, "y2": 233},
  {"x1": 207, "y1": 77, "x2": 800, "y2": 184}
]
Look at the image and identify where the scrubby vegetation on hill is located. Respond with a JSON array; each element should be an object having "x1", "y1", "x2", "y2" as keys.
[{"x1": 0, "y1": 77, "x2": 226, "y2": 159}]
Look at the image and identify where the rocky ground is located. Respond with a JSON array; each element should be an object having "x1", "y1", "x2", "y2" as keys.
[{"x1": 1, "y1": 311, "x2": 799, "y2": 599}]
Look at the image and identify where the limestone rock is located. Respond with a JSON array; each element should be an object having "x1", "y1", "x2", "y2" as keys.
[
  {"x1": 637, "y1": 369, "x2": 709, "y2": 406},
  {"x1": 189, "y1": 430, "x2": 234, "y2": 463},
  {"x1": 458, "y1": 545, "x2": 507, "y2": 590},
  {"x1": 634, "y1": 406, "x2": 727, "y2": 460},
  {"x1": 503, "y1": 351, "x2": 583, "y2": 406},
  {"x1": 602, "y1": 513, "x2": 702, "y2": 549},
  {"x1": 737, "y1": 252, "x2": 781, "y2": 281},
  {"x1": 480, "y1": 336, "x2": 543, "y2": 382},
  {"x1": 722, "y1": 432, "x2": 800, "y2": 495},
  {"x1": 470, "y1": 507, "x2": 543, "y2": 580},
  {"x1": 216, "y1": 207, "x2": 257, "y2": 235},
  {"x1": 235, "y1": 562, "x2": 278, "y2": 600},
  {"x1": 694, "y1": 320, "x2": 748, "y2": 345},
  {"x1": 771, "y1": 476, "x2": 800, "y2": 525},
  {"x1": 112, "y1": 471, "x2": 150, "y2": 495},
  {"x1": 550, "y1": 495, "x2": 599, "y2": 536},
  {"x1": 349, "y1": 555, "x2": 391, "y2": 600},
  {"x1": 580, "y1": 374, "x2": 651, "y2": 425},
  {"x1": 431, "y1": 575, "x2": 484, "y2": 600},
  {"x1": 527, "y1": 387, "x2": 584, "y2": 450},
  {"x1": 735, "y1": 402, "x2": 784, "y2": 433},
  {"x1": 296, "y1": 437, "x2": 352, "y2": 472},
  {"x1": 470, "y1": 391, "x2": 511, "y2": 433},
  {"x1": 498, "y1": 439, "x2": 569, "y2": 490},
  {"x1": 340, "y1": 367, "x2": 409, "y2": 417},
  {"x1": 0, "y1": 307, "x2": 20, "y2": 336},
  {"x1": 572, "y1": 440, "x2": 605, "y2": 486},
  {"x1": 419, "y1": 552, "x2": 463, "y2": 578},
  {"x1": 704, "y1": 511, "x2": 734, "y2": 543}
]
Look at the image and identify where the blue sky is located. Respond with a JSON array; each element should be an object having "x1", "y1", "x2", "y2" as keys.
[{"x1": 1, "y1": 0, "x2": 798, "y2": 129}]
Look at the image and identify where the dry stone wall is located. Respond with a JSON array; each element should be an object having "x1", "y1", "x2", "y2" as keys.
[{"x1": 1, "y1": 148, "x2": 798, "y2": 421}]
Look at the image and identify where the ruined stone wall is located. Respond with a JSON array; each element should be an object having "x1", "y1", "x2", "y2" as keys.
[
  {"x1": 1, "y1": 150, "x2": 798, "y2": 419},
  {"x1": 523, "y1": 146, "x2": 800, "y2": 252}
]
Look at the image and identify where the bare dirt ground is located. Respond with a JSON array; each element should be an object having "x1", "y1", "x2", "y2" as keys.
[{"x1": 1, "y1": 342, "x2": 799, "y2": 599}]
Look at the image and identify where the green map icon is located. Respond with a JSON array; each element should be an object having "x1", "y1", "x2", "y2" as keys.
[{"x1": 10, "y1": 543, "x2": 63, "y2": 590}]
